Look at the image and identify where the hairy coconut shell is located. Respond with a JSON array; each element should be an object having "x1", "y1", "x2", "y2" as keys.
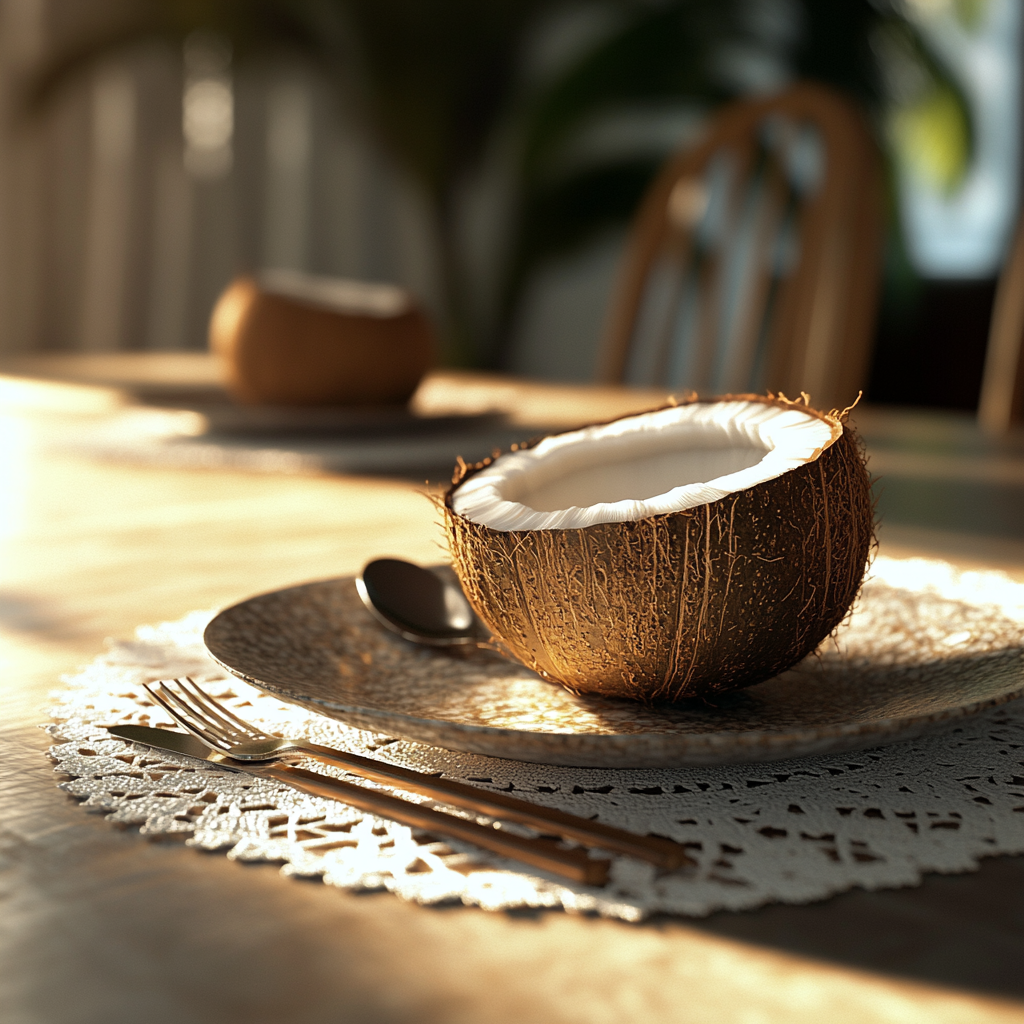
[{"x1": 444, "y1": 397, "x2": 874, "y2": 703}]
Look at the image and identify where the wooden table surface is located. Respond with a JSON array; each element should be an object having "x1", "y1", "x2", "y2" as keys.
[{"x1": 2, "y1": 355, "x2": 1024, "y2": 1024}]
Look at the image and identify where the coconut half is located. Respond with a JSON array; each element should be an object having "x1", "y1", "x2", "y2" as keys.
[{"x1": 444, "y1": 395, "x2": 874, "y2": 702}]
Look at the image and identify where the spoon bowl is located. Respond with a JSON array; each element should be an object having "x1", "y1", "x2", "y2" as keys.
[{"x1": 357, "y1": 558, "x2": 491, "y2": 648}]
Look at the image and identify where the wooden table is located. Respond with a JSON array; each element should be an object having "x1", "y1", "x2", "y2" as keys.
[{"x1": 2, "y1": 355, "x2": 1024, "y2": 1024}]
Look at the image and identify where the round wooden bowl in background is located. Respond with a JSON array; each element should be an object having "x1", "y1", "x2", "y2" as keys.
[{"x1": 210, "y1": 271, "x2": 436, "y2": 406}]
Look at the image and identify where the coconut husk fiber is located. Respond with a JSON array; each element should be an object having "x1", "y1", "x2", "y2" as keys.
[{"x1": 444, "y1": 397, "x2": 874, "y2": 703}]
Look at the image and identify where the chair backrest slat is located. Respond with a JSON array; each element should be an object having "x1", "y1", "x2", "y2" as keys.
[
  {"x1": 599, "y1": 83, "x2": 884, "y2": 410},
  {"x1": 979, "y1": 210, "x2": 1024, "y2": 432}
]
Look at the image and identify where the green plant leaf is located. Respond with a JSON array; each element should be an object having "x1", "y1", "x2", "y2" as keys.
[
  {"x1": 873, "y1": 11, "x2": 974, "y2": 190},
  {"x1": 517, "y1": 2, "x2": 741, "y2": 183},
  {"x1": 491, "y1": 156, "x2": 660, "y2": 363}
]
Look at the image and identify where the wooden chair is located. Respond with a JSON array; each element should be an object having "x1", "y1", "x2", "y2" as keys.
[
  {"x1": 978, "y1": 211, "x2": 1024, "y2": 432},
  {"x1": 598, "y1": 82, "x2": 885, "y2": 410}
]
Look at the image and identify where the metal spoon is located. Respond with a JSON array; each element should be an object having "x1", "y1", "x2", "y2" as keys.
[{"x1": 356, "y1": 558, "x2": 492, "y2": 648}]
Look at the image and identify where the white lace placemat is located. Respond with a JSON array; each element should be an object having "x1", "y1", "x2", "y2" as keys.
[{"x1": 47, "y1": 560, "x2": 1024, "y2": 922}]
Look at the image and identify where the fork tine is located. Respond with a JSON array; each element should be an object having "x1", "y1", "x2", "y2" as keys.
[
  {"x1": 144, "y1": 681, "x2": 221, "y2": 743},
  {"x1": 146, "y1": 680, "x2": 208, "y2": 730},
  {"x1": 144, "y1": 681, "x2": 232, "y2": 753},
  {"x1": 174, "y1": 677, "x2": 263, "y2": 742}
]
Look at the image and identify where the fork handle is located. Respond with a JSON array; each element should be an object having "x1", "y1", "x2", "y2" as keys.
[
  {"x1": 259, "y1": 763, "x2": 609, "y2": 886},
  {"x1": 293, "y1": 741, "x2": 691, "y2": 871}
]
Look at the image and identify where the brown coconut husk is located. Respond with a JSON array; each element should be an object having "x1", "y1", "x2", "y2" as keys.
[{"x1": 443, "y1": 394, "x2": 875, "y2": 703}]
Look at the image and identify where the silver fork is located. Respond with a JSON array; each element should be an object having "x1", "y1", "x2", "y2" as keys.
[
  {"x1": 140, "y1": 678, "x2": 608, "y2": 886},
  {"x1": 144, "y1": 677, "x2": 691, "y2": 871}
]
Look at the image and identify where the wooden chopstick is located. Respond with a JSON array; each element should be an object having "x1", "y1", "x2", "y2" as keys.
[
  {"x1": 297, "y1": 740, "x2": 694, "y2": 871},
  {"x1": 259, "y1": 762, "x2": 610, "y2": 886}
]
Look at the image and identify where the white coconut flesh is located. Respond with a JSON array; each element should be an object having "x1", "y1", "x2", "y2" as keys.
[{"x1": 451, "y1": 400, "x2": 841, "y2": 531}]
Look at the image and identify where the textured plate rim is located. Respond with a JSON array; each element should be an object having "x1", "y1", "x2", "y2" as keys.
[{"x1": 203, "y1": 579, "x2": 1024, "y2": 767}]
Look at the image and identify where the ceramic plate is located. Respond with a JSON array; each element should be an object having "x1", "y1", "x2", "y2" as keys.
[
  {"x1": 203, "y1": 560, "x2": 1024, "y2": 767},
  {"x1": 70, "y1": 409, "x2": 536, "y2": 477}
]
